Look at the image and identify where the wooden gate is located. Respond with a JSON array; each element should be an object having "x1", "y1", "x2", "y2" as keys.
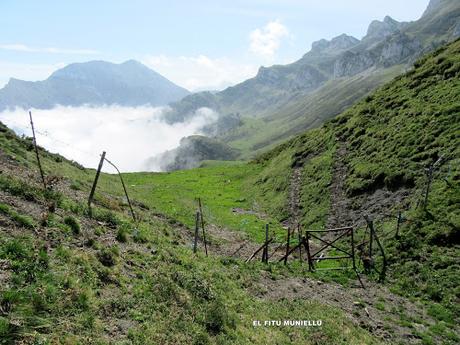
[{"x1": 305, "y1": 226, "x2": 364, "y2": 287}]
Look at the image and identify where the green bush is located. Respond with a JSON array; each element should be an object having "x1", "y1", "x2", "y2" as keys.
[
  {"x1": 97, "y1": 246, "x2": 119, "y2": 267},
  {"x1": 93, "y1": 209, "x2": 120, "y2": 228},
  {"x1": 64, "y1": 216, "x2": 81, "y2": 235},
  {"x1": 116, "y1": 225, "x2": 129, "y2": 243}
]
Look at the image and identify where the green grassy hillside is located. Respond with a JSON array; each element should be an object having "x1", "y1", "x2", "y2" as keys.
[
  {"x1": 250, "y1": 38, "x2": 460, "y2": 337},
  {"x1": 0, "y1": 129, "x2": 379, "y2": 343},
  {"x1": 0, "y1": 37, "x2": 459, "y2": 345}
]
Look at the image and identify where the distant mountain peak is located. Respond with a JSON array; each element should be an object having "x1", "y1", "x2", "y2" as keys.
[
  {"x1": 122, "y1": 59, "x2": 141, "y2": 65},
  {"x1": 0, "y1": 59, "x2": 189, "y2": 110},
  {"x1": 311, "y1": 34, "x2": 360, "y2": 55},
  {"x1": 383, "y1": 15, "x2": 398, "y2": 24},
  {"x1": 363, "y1": 16, "x2": 405, "y2": 42},
  {"x1": 423, "y1": 0, "x2": 443, "y2": 16}
]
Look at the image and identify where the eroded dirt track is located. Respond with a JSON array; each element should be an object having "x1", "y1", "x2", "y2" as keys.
[{"x1": 251, "y1": 274, "x2": 453, "y2": 345}]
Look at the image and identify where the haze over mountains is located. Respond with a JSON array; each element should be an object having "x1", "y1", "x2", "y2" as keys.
[
  {"x1": 0, "y1": 0, "x2": 458, "y2": 171},
  {"x1": 0, "y1": 60, "x2": 190, "y2": 110},
  {"x1": 163, "y1": 0, "x2": 460, "y2": 160}
]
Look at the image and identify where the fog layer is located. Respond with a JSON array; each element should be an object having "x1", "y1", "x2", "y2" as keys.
[{"x1": 0, "y1": 105, "x2": 217, "y2": 172}]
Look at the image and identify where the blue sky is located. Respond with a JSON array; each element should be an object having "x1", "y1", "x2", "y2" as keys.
[{"x1": 1, "y1": 0, "x2": 429, "y2": 91}]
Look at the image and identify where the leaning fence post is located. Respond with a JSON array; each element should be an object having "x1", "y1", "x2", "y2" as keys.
[
  {"x1": 367, "y1": 217, "x2": 374, "y2": 262},
  {"x1": 297, "y1": 224, "x2": 302, "y2": 263},
  {"x1": 88, "y1": 151, "x2": 106, "y2": 218},
  {"x1": 193, "y1": 211, "x2": 200, "y2": 253},
  {"x1": 365, "y1": 216, "x2": 387, "y2": 282},
  {"x1": 284, "y1": 227, "x2": 291, "y2": 265},
  {"x1": 262, "y1": 224, "x2": 269, "y2": 263},
  {"x1": 28, "y1": 111, "x2": 47, "y2": 190},
  {"x1": 198, "y1": 198, "x2": 208, "y2": 256}
]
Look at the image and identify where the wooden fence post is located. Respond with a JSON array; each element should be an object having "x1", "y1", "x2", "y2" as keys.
[
  {"x1": 262, "y1": 224, "x2": 269, "y2": 263},
  {"x1": 365, "y1": 216, "x2": 387, "y2": 282},
  {"x1": 367, "y1": 217, "x2": 374, "y2": 262},
  {"x1": 304, "y1": 232, "x2": 313, "y2": 272},
  {"x1": 422, "y1": 156, "x2": 445, "y2": 210},
  {"x1": 284, "y1": 227, "x2": 291, "y2": 265},
  {"x1": 298, "y1": 224, "x2": 302, "y2": 263},
  {"x1": 198, "y1": 198, "x2": 208, "y2": 256},
  {"x1": 193, "y1": 211, "x2": 200, "y2": 253},
  {"x1": 28, "y1": 111, "x2": 47, "y2": 190},
  {"x1": 351, "y1": 227, "x2": 356, "y2": 271},
  {"x1": 88, "y1": 151, "x2": 106, "y2": 218}
]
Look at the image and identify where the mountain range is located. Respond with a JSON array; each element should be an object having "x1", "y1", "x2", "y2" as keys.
[
  {"x1": 0, "y1": 60, "x2": 189, "y2": 110},
  {"x1": 0, "y1": 0, "x2": 459, "y2": 170},
  {"x1": 161, "y1": 0, "x2": 460, "y2": 166}
]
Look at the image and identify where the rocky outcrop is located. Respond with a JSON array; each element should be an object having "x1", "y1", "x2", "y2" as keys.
[
  {"x1": 363, "y1": 16, "x2": 406, "y2": 44},
  {"x1": 311, "y1": 34, "x2": 360, "y2": 55},
  {"x1": 333, "y1": 31, "x2": 421, "y2": 77},
  {"x1": 333, "y1": 51, "x2": 375, "y2": 78},
  {"x1": 423, "y1": 0, "x2": 443, "y2": 17},
  {"x1": 453, "y1": 22, "x2": 460, "y2": 39},
  {"x1": 378, "y1": 33, "x2": 422, "y2": 67}
]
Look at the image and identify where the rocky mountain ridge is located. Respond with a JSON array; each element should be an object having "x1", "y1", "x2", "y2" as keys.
[{"x1": 163, "y1": 0, "x2": 460, "y2": 162}]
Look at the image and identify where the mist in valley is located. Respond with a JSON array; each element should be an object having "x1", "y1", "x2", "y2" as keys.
[{"x1": 0, "y1": 105, "x2": 218, "y2": 172}]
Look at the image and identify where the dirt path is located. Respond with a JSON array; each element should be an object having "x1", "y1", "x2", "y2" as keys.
[
  {"x1": 327, "y1": 142, "x2": 353, "y2": 229},
  {"x1": 251, "y1": 274, "x2": 452, "y2": 345},
  {"x1": 283, "y1": 166, "x2": 303, "y2": 229},
  {"x1": 326, "y1": 141, "x2": 411, "y2": 230}
]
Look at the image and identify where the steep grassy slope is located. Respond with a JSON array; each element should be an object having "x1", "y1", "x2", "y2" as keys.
[
  {"x1": 225, "y1": 65, "x2": 403, "y2": 157},
  {"x1": 250, "y1": 38, "x2": 460, "y2": 338},
  {"x1": 0, "y1": 127, "x2": 382, "y2": 344}
]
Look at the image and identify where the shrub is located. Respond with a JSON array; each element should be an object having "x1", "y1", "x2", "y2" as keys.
[
  {"x1": 97, "y1": 247, "x2": 119, "y2": 267},
  {"x1": 116, "y1": 226, "x2": 129, "y2": 243},
  {"x1": 203, "y1": 299, "x2": 235, "y2": 335},
  {"x1": 94, "y1": 209, "x2": 120, "y2": 228},
  {"x1": 70, "y1": 180, "x2": 83, "y2": 191},
  {"x1": 64, "y1": 216, "x2": 80, "y2": 235}
]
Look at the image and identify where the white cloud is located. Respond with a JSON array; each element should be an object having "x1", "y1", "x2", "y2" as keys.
[
  {"x1": 249, "y1": 20, "x2": 289, "y2": 57},
  {"x1": 143, "y1": 54, "x2": 258, "y2": 91},
  {"x1": 0, "y1": 105, "x2": 217, "y2": 172},
  {"x1": 0, "y1": 43, "x2": 99, "y2": 55}
]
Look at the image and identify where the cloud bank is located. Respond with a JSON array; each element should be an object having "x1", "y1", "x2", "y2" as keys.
[
  {"x1": 144, "y1": 54, "x2": 258, "y2": 91},
  {"x1": 249, "y1": 20, "x2": 289, "y2": 57},
  {"x1": 0, "y1": 105, "x2": 217, "y2": 172}
]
